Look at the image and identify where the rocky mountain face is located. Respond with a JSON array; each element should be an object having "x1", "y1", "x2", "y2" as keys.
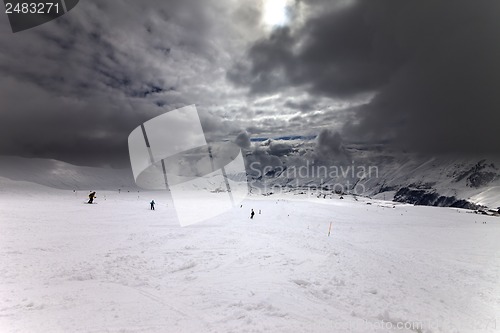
[{"x1": 244, "y1": 139, "x2": 500, "y2": 210}]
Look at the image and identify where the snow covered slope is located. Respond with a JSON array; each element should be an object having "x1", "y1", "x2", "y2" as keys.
[
  {"x1": 0, "y1": 156, "x2": 137, "y2": 191},
  {"x1": 0, "y1": 183, "x2": 499, "y2": 333}
]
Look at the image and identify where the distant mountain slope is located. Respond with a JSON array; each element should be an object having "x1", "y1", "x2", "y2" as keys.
[
  {"x1": 244, "y1": 140, "x2": 500, "y2": 210},
  {"x1": 368, "y1": 156, "x2": 500, "y2": 210},
  {"x1": 0, "y1": 156, "x2": 137, "y2": 191}
]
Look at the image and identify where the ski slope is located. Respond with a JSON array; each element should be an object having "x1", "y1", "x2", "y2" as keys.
[{"x1": 0, "y1": 178, "x2": 499, "y2": 333}]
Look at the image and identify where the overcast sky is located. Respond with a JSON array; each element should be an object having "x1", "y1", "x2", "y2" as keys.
[{"x1": 1, "y1": 0, "x2": 499, "y2": 167}]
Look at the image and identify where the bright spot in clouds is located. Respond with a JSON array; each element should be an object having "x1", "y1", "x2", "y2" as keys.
[{"x1": 262, "y1": 0, "x2": 289, "y2": 28}]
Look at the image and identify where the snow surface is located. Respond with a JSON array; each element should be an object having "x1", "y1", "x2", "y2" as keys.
[{"x1": 1, "y1": 177, "x2": 499, "y2": 333}]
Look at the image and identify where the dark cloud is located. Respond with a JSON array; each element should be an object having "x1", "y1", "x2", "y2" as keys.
[
  {"x1": 346, "y1": 0, "x2": 500, "y2": 154},
  {"x1": 244, "y1": 146, "x2": 283, "y2": 178},
  {"x1": 234, "y1": 131, "x2": 251, "y2": 149},
  {"x1": 283, "y1": 99, "x2": 317, "y2": 113},
  {"x1": 0, "y1": 75, "x2": 144, "y2": 167},
  {"x1": 229, "y1": 0, "x2": 500, "y2": 155},
  {"x1": 0, "y1": 0, "x2": 255, "y2": 167},
  {"x1": 227, "y1": 1, "x2": 401, "y2": 98},
  {"x1": 227, "y1": 28, "x2": 294, "y2": 94},
  {"x1": 314, "y1": 129, "x2": 349, "y2": 162},
  {"x1": 269, "y1": 142, "x2": 293, "y2": 156},
  {"x1": 3, "y1": 0, "x2": 499, "y2": 171}
]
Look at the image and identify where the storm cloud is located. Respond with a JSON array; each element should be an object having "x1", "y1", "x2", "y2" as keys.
[
  {"x1": 2, "y1": 0, "x2": 500, "y2": 170},
  {"x1": 229, "y1": 0, "x2": 500, "y2": 155},
  {"x1": 0, "y1": 0, "x2": 258, "y2": 167},
  {"x1": 234, "y1": 131, "x2": 251, "y2": 149}
]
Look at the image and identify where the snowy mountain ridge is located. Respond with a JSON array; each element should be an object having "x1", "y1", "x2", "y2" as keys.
[
  {"x1": 0, "y1": 156, "x2": 137, "y2": 191},
  {"x1": 1, "y1": 147, "x2": 500, "y2": 210},
  {"x1": 243, "y1": 140, "x2": 500, "y2": 210}
]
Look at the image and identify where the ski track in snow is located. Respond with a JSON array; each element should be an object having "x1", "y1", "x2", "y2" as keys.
[{"x1": 0, "y1": 184, "x2": 499, "y2": 333}]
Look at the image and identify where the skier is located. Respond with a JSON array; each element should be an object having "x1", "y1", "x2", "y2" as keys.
[
  {"x1": 150, "y1": 200, "x2": 155, "y2": 210},
  {"x1": 88, "y1": 191, "x2": 96, "y2": 204},
  {"x1": 250, "y1": 209, "x2": 255, "y2": 219}
]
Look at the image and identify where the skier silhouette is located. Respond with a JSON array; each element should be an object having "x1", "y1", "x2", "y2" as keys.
[
  {"x1": 88, "y1": 191, "x2": 96, "y2": 204},
  {"x1": 150, "y1": 200, "x2": 155, "y2": 210},
  {"x1": 250, "y1": 209, "x2": 255, "y2": 219}
]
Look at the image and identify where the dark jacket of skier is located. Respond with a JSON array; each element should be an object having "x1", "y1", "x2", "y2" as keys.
[{"x1": 88, "y1": 191, "x2": 96, "y2": 204}]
